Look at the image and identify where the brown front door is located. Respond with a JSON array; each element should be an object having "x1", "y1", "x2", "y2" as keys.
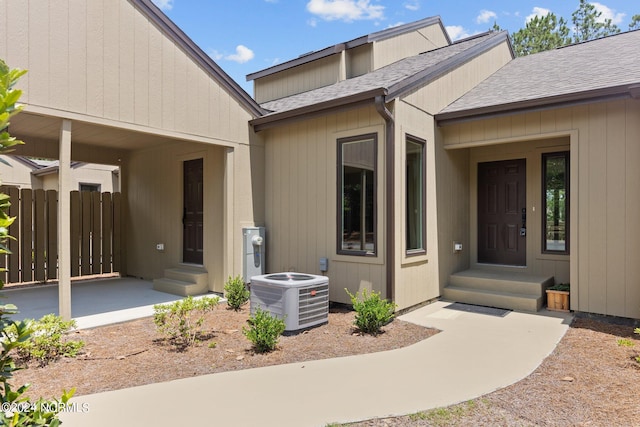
[
  {"x1": 478, "y1": 159, "x2": 526, "y2": 266},
  {"x1": 183, "y1": 158, "x2": 203, "y2": 264}
]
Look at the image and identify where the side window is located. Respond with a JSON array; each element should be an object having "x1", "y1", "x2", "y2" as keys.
[
  {"x1": 338, "y1": 134, "x2": 377, "y2": 256},
  {"x1": 80, "y1": 183, "x2": 100, "y2": 192},
  {"x1": 406, "y1": 136, "x2": 426, "y2": 254},
  {"x1": 542, "y1": 151, "x2": 569, "y2": 254}
]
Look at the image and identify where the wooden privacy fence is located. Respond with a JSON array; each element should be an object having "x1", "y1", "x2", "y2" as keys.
[{"x1": 0, "y1": 187, "x2": 122, "y2": 284}]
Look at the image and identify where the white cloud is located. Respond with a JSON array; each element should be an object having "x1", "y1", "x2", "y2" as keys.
[
  {"x1": 152, "y1": 0, "x2": 173, "y2": 11},
  {"x1": 525, "y1": 7, "x2": 551, "y2": 23},
  {"x1": 208, "y1": 49, "x2": 223, "y2": 61},
  {"x1": 446, "y1": 25, "x2": 470, "y2": 41},
  {"x1": 476, "y1": 9, "x2": 497, "y2": 24},
  {"x1": 225, "y1": 45, "x2": 255, "y2": 64},
  {"x1": 404, "y1": 0, "x2": 420, "y2": 11},
  {"x1": 306, "y1": 0, "x2": 385, "y2": 22},
  {"x1": 591, "y1": 2, "x2": 625, "y2": 24}
]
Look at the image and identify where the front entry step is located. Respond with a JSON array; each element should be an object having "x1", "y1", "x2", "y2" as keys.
[
  {"x1": 153, "y1": 266, "x2": 208, "y2": 296},
  {"x1": 442, "y1": 269, "x2": 554, "y2": 312}
]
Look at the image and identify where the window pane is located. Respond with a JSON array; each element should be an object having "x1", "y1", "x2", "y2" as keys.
[
  {"x1": 543, "y1": 152, "x2": 569, "y2": 253},
  {"x1": 339, "y1": 137, "x2": 376, "y2": 254},
  {"x1": 406, "y1": 138, "x2": 424, "y2": 252}
]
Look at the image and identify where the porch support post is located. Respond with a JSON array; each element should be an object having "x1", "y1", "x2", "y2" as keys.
[
  {"x1": 58, "y1": 119, "x2": 72, "y2": 320},
  {"x1": 223, "y1": 147, "x2": 235, "y2": 281}
]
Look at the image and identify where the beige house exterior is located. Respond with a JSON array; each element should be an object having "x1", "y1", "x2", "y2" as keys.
[
  {"x1": 436, "y1": 31, "x2": 640, "y2": 319},
  {"x1": 250, "y1": 19, "x2": 514, "y2": 309},
  {"x1": 0, "y1": 0, "x2": 264, "y2": 317},
  {"x1": 0, "y1": 156, "x2": 120, "y2": 192},
  {"x1": 1, "y1": 1, "x2": 638, "y2": 320}
]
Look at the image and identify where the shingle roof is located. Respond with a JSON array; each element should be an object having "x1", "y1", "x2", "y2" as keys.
[
  {"x1": 438, "y1": 30, "x2": 640, "y2": 121},
  {"x1": 260, "y1": 31, "x2": 507, "y2": 115}
]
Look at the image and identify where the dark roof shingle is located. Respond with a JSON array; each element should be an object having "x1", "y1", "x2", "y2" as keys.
[
  {"x1": 260, "y1": 31, "x2": 506, "y2": 115},
  {"x1": 438, "y1": 30, "x2": 640, "y2": 119}
]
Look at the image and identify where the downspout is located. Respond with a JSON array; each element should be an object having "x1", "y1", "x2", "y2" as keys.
[{"x1": 375, "y1": 95, "x2": 395, "y2": 302}]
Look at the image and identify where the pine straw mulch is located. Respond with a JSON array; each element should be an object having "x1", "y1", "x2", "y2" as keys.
[
  {"x1": 352, "y1": 315, "x2": 640, "y2": 426},
  {"x1": 11, "y1": 304, "x2": 437, "y2": 400},
  {"x1": 10, "y1": 306, "x2": 640, "y2": 426}
]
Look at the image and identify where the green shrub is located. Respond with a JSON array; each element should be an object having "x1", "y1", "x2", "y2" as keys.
[
  {"x1": 243, "y1": 308, "x2": 286, "y2": 353},
  {"x1": 9, "y1": 314, "x2": 84, "y2": 367},
  {"x1": 224, "y1": 275, "x2": 250, "y2": 311},
  {"x1": 345, "y1": 288, "x2": 396, "y2": 336},
  {"x1": 153, "y1": 296, "x2": 220, "y2": 348}
]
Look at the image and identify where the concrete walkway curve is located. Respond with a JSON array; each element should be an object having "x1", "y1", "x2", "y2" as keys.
[{"x1": 59, "y1": 301, "x2": 572, "y2": 426}]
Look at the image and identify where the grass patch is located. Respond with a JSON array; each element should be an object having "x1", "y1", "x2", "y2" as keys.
[
  {"x1": 617, "y1": 338, "x2": 635, "y2": 347},
  {"x1": 409, "y1": 400, "x2": 483, "y2": 426}
]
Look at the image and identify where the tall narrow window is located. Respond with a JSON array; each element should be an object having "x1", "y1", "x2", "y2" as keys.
[
  {"x1": 338, "y1": 134, "x2": 377, "y2": 255},
  {"x1": 406, "y1": 136, "x2": 425, "y2": 254},
  {"x1": 542, "y1": 152, "x2": 569, "y2": 253}
]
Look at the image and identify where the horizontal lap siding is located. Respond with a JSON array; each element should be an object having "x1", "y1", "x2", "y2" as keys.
[{"x1": 441, "y1": 99, "x2": 640, "y2": 319}]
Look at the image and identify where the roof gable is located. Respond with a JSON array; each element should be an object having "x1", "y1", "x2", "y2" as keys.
[
  {"x1": 257, "y1": 31, "x2": 508, "y2": 116},
  {"x1": 438, "y1": 30, "x2": 640, "y2": 123}
]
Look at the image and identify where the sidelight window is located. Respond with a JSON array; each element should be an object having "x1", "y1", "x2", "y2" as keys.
[{"x1": 542, "y1": 151, "x2": 569, "y2": 253}]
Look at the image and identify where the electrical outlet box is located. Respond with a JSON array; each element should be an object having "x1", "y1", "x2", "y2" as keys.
[
  {"x1": 156, "y1": 243, "x2": 164, "y2": 251},
  {"x1": 319, "y1": 257, "x2": 328, "y2": 272},
  {"x1": 454, "y1": 242, "x2": 462, "y2": 252}
]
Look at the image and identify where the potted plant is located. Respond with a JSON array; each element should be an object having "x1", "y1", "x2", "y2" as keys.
[{"x1": 546, "y1": 283, "x2": 570, "y2": 312}]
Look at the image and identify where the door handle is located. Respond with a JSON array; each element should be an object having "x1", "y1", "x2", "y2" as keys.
[{"x1": 520, "y1": 207, "x2": 526, "y2": 236}]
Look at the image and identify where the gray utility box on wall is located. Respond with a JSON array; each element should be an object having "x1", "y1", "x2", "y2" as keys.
[
  {"x1": 250, "y1": 273, "x2": 329, "y2": 332},
  {"x1": 243, "y1": 227, "x2": 265, "y2": 283}
]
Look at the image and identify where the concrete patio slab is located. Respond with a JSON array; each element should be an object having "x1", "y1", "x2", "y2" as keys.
[
  {"x1": 58, "y1": 301, "x2": 573, "y2": 427},
  {"x1": 2, "y1": 277, "x2": 220, "y2": 329}
]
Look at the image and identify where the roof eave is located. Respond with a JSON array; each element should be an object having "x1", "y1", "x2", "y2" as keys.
[
  {"x1": 386, "y1": 31, "x2": 510, "y2": 101},
  {"x1": 133, "y1": 0, "x2": 265, "y2": 118},
  {"x1": 250, "y1": 88, "x2": 388, "y2": 132},
  {"x1": 436, "y1": 84, "x2": 640, "y2": 126}
]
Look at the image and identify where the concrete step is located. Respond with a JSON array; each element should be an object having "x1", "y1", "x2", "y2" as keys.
[
  {"x1": 153, "y1": 267, "x2": 208, "y2": 296},
  {"x1": 443, "y1": 269, "x2": 553, "y2": 312},
  {"x1": 442, "y1": 286, "x2": 543, "y2": 312},
  {"x1": 164, "y1": 267, "x2": 208, "y2": 288},
  {"x1": 449, "y1": 270, "x2": 553, "y2": 296}
]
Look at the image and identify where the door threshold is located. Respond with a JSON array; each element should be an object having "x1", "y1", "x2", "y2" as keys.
[{"x1": 476, "y1": 263, "x2": 527, "y2": 269}]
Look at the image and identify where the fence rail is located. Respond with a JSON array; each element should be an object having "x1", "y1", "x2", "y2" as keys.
[{"x1": 0, "y1": 187, "x2": 121, "y2": 284}]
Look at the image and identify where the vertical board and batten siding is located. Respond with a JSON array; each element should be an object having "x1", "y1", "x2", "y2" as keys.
[
  {"x1": 263, "y1": 106, "x2": 386, "y2": 305},
  {"x1": 392, "y1": 101, "x2": 441, "y2": 310},
  {"x1": 0, "y1": 188, "x2": 121, "y2": 284},
  {"x1": 254, "y1": 55, "x2": 343, "y2": 104},
  {"x1": 126, "y1": 142, "x2": 230, "y2": 292},
  {"x1": 346, "y1": 44, "x2": 372, "y2": 78},
  {"x1": 372, "y1": 24, "x2": 449, "y2": 70},
  {"x1": 0, "y1": 0, "x2": 252, "y2": 143},
  {"x1": 404, "y1": 43, "x2": 514, "y2": 115},
  {"x1": 441, "y1": 99, "x2": 640, "y2": 319},
  {"x1": 397, "y1": 42, "x2": 512, "y2": 301}
]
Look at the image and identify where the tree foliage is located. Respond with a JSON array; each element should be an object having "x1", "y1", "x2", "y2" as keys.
[
  {"x1": 511, "y1": 13, "x2": 570, "y2": 56},
  {"x1": 571, "y1": 0, "x2": 620, "y2": 43},
  {"x1": 495, "y1": 1, "x2": 635, "y2": 56}
]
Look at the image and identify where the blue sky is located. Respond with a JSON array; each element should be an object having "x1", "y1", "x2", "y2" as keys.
[{"x1": 151, "y1": 0, "x2": 637, "y2": 95}]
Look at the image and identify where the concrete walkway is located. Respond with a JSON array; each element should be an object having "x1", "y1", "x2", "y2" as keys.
[{"x1": 58, "y1": 301, "x2": 572, "y2": 427}]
